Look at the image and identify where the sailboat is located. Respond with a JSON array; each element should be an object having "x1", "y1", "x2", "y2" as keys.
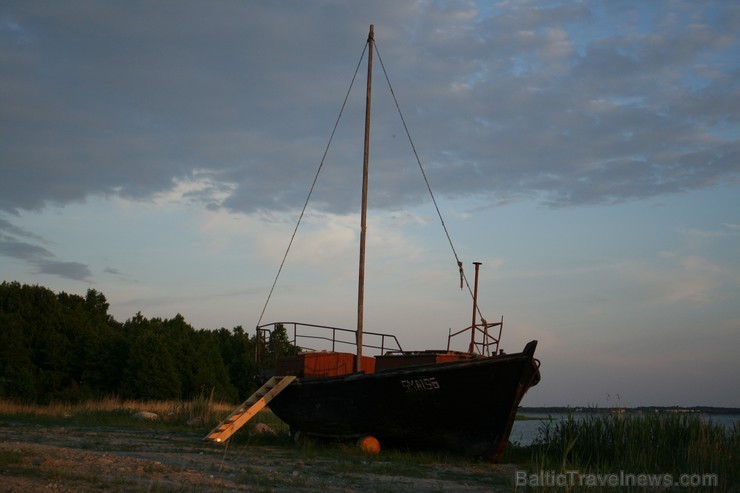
[{"x1": 207, "y1": 25, "x2": 540, "y2": 462}]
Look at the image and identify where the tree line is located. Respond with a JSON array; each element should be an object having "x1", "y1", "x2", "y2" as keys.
[{"x1": 0, "y1": 281, "x2": 294, "y2": 404}]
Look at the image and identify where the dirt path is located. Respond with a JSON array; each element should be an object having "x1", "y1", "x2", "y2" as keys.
[{"x1": 0, "y1": 419, "x2": 516, "y2": 491}]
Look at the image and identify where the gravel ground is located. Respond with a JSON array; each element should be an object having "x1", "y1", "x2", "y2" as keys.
[{"x1": 0, "y1": 419, "x2": 516, "y2": 492}]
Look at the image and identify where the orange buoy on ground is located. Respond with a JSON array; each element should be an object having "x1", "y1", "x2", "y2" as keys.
[{"x1": 358, "y1": 435, "x2": 381, "y2": 454}]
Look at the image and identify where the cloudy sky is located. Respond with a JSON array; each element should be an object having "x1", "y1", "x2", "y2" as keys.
[{"x1": 2, "y1": 1, "x2": 738, "y2": 407}]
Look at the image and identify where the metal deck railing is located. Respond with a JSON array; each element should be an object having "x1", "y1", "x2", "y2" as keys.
[
  {"x1": 446, "y1": 316, "x2": 503, "y2": 356},
  {"x1": 255, "y1": 321, "x2": 404, "y2": 367}
]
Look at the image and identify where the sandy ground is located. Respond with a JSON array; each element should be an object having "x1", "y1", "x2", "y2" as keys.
[{"x1": 0, "y1": 419, "x2": 516, "y2": 492}]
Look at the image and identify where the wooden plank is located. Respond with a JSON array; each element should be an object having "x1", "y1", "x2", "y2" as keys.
[
  {"x1": 208, "y1": 398, "x2": 268, "y2": 442},
  {"x1": 204, "y1": 376, "x2": 296, "y2": 443}
]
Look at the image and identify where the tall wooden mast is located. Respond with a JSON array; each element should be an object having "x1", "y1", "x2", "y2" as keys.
[{"x1": 356, "y1": 25, "x2": 374, "y2": 372}]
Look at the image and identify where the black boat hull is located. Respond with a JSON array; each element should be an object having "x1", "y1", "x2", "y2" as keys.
[{"x1": 268, "y1": 340, "x2": 540, "y2": 461}]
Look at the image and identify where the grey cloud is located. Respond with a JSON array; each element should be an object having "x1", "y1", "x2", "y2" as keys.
[
  {"x1": 0, "y1": 217, "x2": 92, "y2": 281},
  {"x1": 0, "y1": 217, "x2": 46, "y2": 243},
  {"x1": 0, "y1": 235, "x2": 53, "y2": 260},
  {"x1": 103, "y1": 267, "x2": 123, "y2": 276},
  {"x1": 0, "y1": 1, "x2": 737, "y2": 216},
  {"x1": 35, "y1": 260, "x2": 92, "y2": 281}
]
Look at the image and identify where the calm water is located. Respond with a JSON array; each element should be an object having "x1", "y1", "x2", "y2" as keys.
[{"x1": 509, "y1": 412, "x2": 740, "y2": 446}]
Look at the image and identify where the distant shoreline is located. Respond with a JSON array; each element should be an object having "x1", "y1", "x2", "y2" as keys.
[{"x1": 519, "y1": 406, "x2": 740, "y2": 415}]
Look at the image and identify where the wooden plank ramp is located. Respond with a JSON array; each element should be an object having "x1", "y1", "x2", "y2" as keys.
[{"x1": 204, "y1": 375, "x2": 296, "y2": 443}]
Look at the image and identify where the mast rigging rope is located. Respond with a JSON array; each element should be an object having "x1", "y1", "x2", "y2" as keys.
[
  {"x1": 257, "y1": 36, "x2": 487, "y2": 327},
  {"x1": 255, "y1": 43, "x2": 368, "y2": 328},
  {"x1": 373, "y1": 41, "x2": 484, "y2": 319}
]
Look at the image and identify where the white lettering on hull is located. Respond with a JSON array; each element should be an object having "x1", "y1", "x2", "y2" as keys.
[{"x1": 401, "y1": 377, "x2": 440, "y2": 393}]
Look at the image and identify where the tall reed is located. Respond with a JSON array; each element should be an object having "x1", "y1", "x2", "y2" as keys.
[{"x1": 526, "y1": 412, "x2": 738, "y2": 491}]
